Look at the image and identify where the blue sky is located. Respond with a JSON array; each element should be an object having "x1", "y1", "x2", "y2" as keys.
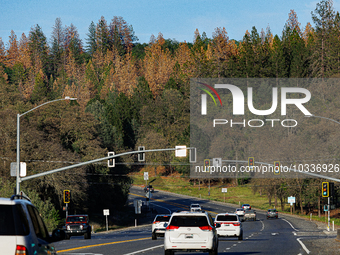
[{"x1": 0, "y1": 0, "x2": 338, "y2": 46}]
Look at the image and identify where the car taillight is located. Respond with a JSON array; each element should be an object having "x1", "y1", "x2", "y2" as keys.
[
  {"x1": 199, "y1": 225, "x2": 213, "y2": 231},
  {"x1": 16, "y1": 245, "x2": 27, "y2": 255},
  {"x1": 166, "y1": 225, "x2": 179, "y2": 230},
  {"x1": 232, "y1": 223, "x2": 241, "y2": 226},
  {"x1": 153, "y1": 221, "x2": 160, "y2": 224}
]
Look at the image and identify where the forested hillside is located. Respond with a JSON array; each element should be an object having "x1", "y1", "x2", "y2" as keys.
[{"x1": 1, "y1": 0, "x2": 340, "y2": 226}]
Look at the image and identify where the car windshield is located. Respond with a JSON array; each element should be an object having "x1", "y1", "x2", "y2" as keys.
[
  {"x1": 236, "y1": 209, "x2": 244, "y2": 211},
  {"x1": 191, "y1": 204, "x2": 199, "y2": 207},
  {"x1": 170, "y1": 216, "x2": 208, "y2": 227},
  {"x1": 155, "y1": 216, "x2": 170, "y2": 222},
  {"x1": 268, "y1": 209, "x2": 277, "y2": 212},
  {"x1": 216, "y1": 215, "x2": 238, "y2": 221},
  {"x1": 67, "y1": 216, "x2": 86, "y2": 222},
  {"x1": 246, "y1": 210, "x2": 254, "y2": 213}
]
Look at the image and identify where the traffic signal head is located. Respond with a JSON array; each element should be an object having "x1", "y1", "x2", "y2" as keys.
[
  {"x1": 138, "y1": 146, "x2": 145, "y2": 162},
  {"x1": 64, "y1": 190, "x2": 70, "y2": 203},
  {"x1": 108, "y1": 152, "x2": 115, "y2": 167},
  {"x1": 274, "y1": 161, "x2": 280, "y2": 175},
  {"x1": 204, "y1": 159, "x2": 210, "y2": 167},
  {"x1": 322, "y1": 182, "x2": 329, "y2": 197},
  {"x1": 248, "y1": 157, "x2": 254, "y2": 169}
]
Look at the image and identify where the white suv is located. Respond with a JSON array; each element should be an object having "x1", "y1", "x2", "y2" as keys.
[
  {"x1": 152, "y1": 214, "x2": 171, "y2": 240},
  {"x1": 190, "y1": 203, "x2": 201, "y2": 212},
  {"x1": 164, "y1": 211, "x2": 219, "y2": 255},
  {"x1": 0, "y1": 195, "x2": 64, "y2": 255},
  {"x1": 214, "y1": 213, "x2": 243, "y2": 240}
]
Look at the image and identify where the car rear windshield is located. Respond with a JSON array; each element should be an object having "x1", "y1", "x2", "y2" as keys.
[
  {"x1": 216, "y1": 215, "x2": 238, "y2": 221},
  {"x1": 0, "y1": 204, "x2": 29, "y2": 236},
  {"x1": 170, "y1": 216, "x2": 209, "y2": 227},
  {"x1": 155, "y1": 216, "x2": 170, "y2": 222}
]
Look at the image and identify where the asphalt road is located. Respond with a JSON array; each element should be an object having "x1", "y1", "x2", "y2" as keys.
[{"x1": 53, "y1": 186, "x2": 338, "y2": 255}]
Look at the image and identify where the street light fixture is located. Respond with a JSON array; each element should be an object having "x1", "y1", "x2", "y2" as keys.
[{"x1": 16, "y1": 97, "x2": 77, "y2": 195}]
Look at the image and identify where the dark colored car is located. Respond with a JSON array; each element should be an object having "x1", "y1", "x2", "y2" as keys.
[
  {"x1": 144, "y1": 185, "x2": 154, "y2": 193},
  {"x1": 64, "y1": 215, "x2": 91, "y2": 239},
  {"x1": 267, "y1": 209, "x2": 278, "y2": 219}
]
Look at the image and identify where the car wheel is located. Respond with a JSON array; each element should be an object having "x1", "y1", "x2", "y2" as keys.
[
  {"x1": 152, "y1": 232, "x2": 157, "y2": 240},
  {"x1": 65, "y1": 234, "x2": 70, "y2": 240},
  {"x1": 254, "y1": 217, "x2": 256, "y2": 221},
  {"x1": 84, "y1": 231, "x2": 91, "y2": 239},
  {"x1": 238, "y1": 231, "x2": 243, "y2": 240},
  {"x1": 164, "y1": 249, "x2": 174, "y2": 255}
]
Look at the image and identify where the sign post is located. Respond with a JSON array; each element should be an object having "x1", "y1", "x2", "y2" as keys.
[
  {"x1": 103, "y1": 209, "x2": 110, "y2": 232},
  {"x1": 288, "y1": 196, "x2": 296, "y2": 215},
  {"x1": 222, "y1": 188, "x2": 227, "y2": 203}
]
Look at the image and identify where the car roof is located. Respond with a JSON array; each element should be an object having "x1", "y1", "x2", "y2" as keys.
[
  {"x1": 216, "y1": 213, "x2": 237, "y2": 216},
  {"x1": 0, "y1": 197, "x2": 32, "y2": 206},
  {"x1": 172, "y1": 211, "x2": 207, "y2": 216}
]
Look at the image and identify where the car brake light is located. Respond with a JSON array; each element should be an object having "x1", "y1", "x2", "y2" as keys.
[
  {"x1": 199, "y1": 225, "x2": 213, "y2": 231},
  {"x1": 166, "y1": 225, "x2": 179, "y2": 230},
  {"x1": 153, "y1": 221, "x2": 160, "y2": 224},
  {"x1": 16, "y1": 245, "x2": 27, "y2": 255},
  {"x1": 232, "y1": 223, "x2": 241, "y2": 226}
]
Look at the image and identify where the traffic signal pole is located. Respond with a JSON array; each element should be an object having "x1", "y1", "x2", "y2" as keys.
[
  {"x1": 328, "y1": 196, "x2": 330, "y2": 231},
  {"x1": 20, "y1": 147, "x2": 195, "y2": 183}
]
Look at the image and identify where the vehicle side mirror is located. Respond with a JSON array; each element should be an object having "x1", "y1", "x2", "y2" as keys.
[
  {"x1": 164, "y1": 223, "x2": 168, "y2": 228},
  {"x1": 215, "y1": 223, "x2": 221, "y2": 228},
  {"x1": 50, "y1": 229, "x2": 66, "y2": 242}
]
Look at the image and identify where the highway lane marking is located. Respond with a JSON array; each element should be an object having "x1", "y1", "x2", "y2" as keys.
[
  {"x1": 151, "y1": 202, "x2": 172, "y2": 213},
  {"x1": 129, "y1": 193, "x2": 218, "y2": 215},
  {"x1": 282, "y1": 218, "x2": 299, "y2": 232},
  {"x1": 129, "y1": 193, "x2": 188, "y2": 210},
  {"x1": 281, "y1": 219, "x2": 310, "y2": 254},
  {"x1": 297, "y1": 238, "x2": 311, "y2": 254},
  {"x1": 57, "y1": 237, "x2": 150, "y2": 253},
  {"x1": 260, "y1": 219, "x2": 265, "y2": 231},
  {"x1": 122, "y1": 244, "x2": 164, "y2": 255}
]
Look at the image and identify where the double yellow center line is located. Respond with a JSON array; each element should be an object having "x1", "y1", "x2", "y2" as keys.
[{"x1": 57, "y1": 237, "x2": 150, "y2": 253}]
